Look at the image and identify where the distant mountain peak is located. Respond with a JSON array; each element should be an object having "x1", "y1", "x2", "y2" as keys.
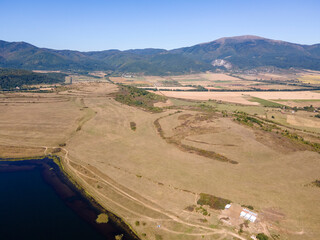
[
  {"x1": 217, "y1": 35, "x2": 266, "y2": 42},
  {"x1": 199, "y1": 35, "x2": 282, "y2": 46},
  {"x1": 0, "y1": 37, "x2": 320, "y2": 72},
  {"x1": 172, "y1": 35, "x2": 320, "y2": 71}
]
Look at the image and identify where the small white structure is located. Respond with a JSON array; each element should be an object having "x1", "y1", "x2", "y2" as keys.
[
  {"x1": 249, "y1": 215, "x2": 257, "y2": 222},
  {"x1": 225, "y1": 204, "x2": 231, "y2": 209},
  {"x1": 240, "y1": 208, "x2": 258, "y2": 223},
  {"x1": 240, "y1": 211, "x2": 246, "y2": 217}
]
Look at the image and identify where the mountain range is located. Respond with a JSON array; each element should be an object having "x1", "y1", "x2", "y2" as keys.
[{"x1": 1, "y1": 35, "x2": 320, "y2": 74}]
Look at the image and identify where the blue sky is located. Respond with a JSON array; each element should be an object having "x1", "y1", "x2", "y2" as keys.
[{"x1": 1, "y1": 0, "x2": 319, "y2": 51}]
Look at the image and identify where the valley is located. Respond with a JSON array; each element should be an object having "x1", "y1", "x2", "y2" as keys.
[{"x1": 1, "y1": 78, "x2": 319, "y2": 240}]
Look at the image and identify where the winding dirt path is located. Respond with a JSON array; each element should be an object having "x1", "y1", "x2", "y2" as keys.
[
  {"x1": 45, "y1": 146, "x2": 246, "y2": 239},
  {"x1": 38, "y1": 98, "x2": 246, "y2": 239}
]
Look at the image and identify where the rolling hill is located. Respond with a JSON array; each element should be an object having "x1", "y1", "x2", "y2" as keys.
[
  {"x1": 171, "y1": 35, "x2": 320, "y2": 70},
  {"x1": 0, "y1": 36, "x2": 320, "y2": 74}
]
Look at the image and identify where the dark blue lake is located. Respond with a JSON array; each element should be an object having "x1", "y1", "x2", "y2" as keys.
[{"x1": 0, "y1": 159, "x2": 137, "y2": 240}]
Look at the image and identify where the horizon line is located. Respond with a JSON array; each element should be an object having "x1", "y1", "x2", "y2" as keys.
[{"x1": 1, "y1": 35, "x2": 319, "y2": 52}]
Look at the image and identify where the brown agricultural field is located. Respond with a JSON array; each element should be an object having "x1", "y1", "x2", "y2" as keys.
[
  {"x1": 111, "y1": 72, "x2": 320, "y2": 91},
  {"x1": 236, "y1": 73, "x2": 296, "y2": 81},
  {"x1": 237, "y1": 70, "x2": 320, "y2": 87},
  {"x1": 1, "y1": 82, "x2": 320, "y2": 240},
  {"x1": 157, "y1": 91, "x2": 320, "y2": 106},
  {"x1": 156, "y1": 91, "x2": 259, "y2": 105}
]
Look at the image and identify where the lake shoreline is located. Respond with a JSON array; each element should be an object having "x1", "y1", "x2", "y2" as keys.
[{"x1": 0, "y1": 156, "x2": 140, "y2": 240}]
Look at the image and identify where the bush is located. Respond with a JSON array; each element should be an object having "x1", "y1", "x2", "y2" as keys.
[
  {"x1": 313, "y1": 180, "x2": 320, "y2": 187},
  {"x1": 241, "y1": 204, "x2": 254, "y2": 210},
  {"x1": 256, "y1": 233, "x2": 269, "y2": 240},
  {"x1": 197, "y1": 193, "x2": 231, "y2": 210},
  {"x1": 130, "y1": 122, "x2": 137, "y2": 131}
]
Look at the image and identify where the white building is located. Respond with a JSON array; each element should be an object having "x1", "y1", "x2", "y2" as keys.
[{"x1": 240, "y1": 208, "x2": 258, "y2": 223}]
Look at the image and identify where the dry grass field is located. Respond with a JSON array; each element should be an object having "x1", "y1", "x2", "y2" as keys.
[
  {"x1": 261, "y1": 109, "x2": 320, "y2": 134},
  {"x1": 66, "y1": 74, "x2": 108, "y2": 83},
  {"x1": 237, "y1": 73, "x2": 297, "y2": 81},
  {"x1": 157, "y1": 91, "x2": 320, "y2": 106},
  {"x1": 274, "y1": 99, "x2": 320, "y2": 108},
  {"x1": 0, "y1": 92, "x2": 82, "y2": 153},
  {"x1": 236, "y1": 70, "x2": 320, "y2": 87},
  {"x1": 109, "y1": 72, "x2": 320, "y2": 91},
  {"x1": 110, "y1": 73, "x2": 260, "y2": 90},
  {"x1": 298, "y1": 74, "x2": 320, "y2": 85},
  {"x1": 1, "y1": 81, "x2": 320, "y2": 240},
  {"x1": 287, "y1": 114, "x2": 320, "y2": 128}
]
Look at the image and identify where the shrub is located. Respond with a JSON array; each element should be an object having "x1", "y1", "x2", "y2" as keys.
[
  {"x1": 313, "y1": 180, "x2": 320, "y2": 187},
  {"x1": 130, "y1": 122, "x2": 137, "y2": 131},
  {"x1": 95, "y1": 213, "x2": 109, "y2": 224},
  {"x1": 197, "y1": 193, "x2": 231, "y2": 210},
  {"x1": 241, "y1": 204, "x2": 254, "y2": 210},
  {"x1": 256, "y1": 233, "x2": 269, "y2": 240}
]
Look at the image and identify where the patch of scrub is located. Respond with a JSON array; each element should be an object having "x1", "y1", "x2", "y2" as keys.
[
  {"x1": 197, "y1": 193, "x2": 231, "y2": 210},
  {"x1": 96, "y1": 213, "x2": 109, "y2": 224}
]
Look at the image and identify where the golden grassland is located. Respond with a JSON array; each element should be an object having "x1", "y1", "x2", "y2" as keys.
[
  {"x1": 1, "y1": 82, "x2": 320, "y2": 240},
  {"x1": 274, "y1": 99, "x2": 320, "y2": 108},
  {"x1": 157, "y1": 90, "x2": 320, "y2": 106},
  {"x1": 66, "y1": 74, "x2": 108, "y2": 84},
  {"x1": 298, "y1": 74, "x2": 320, "y2": 84},
  {"x1": 109, "y1": 71, "x2": 320, "y2": 91},
  {"x1": 236, "y1": 73, "x2": 296, "y2": 81}
]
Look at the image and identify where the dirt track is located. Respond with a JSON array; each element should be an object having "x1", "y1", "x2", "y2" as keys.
[{"x1": 52, "y1": 146, "x2": 247, "y2": 240}]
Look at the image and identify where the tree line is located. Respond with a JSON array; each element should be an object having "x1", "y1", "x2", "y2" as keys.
[{"x1": 0, "y1": 68, "x2": 66, "y2": 90}]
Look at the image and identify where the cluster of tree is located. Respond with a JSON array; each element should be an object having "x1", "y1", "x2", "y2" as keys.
[
  {"x1": 0, "y1": 68, "x2": 66, "y2": 89},
  {"x1": 114, "y1": 85, "x2": 166, "y2": 112},
  {"x1": 292, "y1": 105, "x2": 318, "y2": 112},
  {"x1": 256, "y1": 233, "x2": 269, "y2": 240}
]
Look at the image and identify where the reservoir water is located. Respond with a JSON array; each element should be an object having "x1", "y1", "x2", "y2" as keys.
[{"x1": 0, "y1": 158, "x2": 137, "y2": 240}]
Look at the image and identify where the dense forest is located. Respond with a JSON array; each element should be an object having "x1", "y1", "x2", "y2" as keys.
[{"x1": 0, "y1": 68, "x2": 66, "y2": 89}]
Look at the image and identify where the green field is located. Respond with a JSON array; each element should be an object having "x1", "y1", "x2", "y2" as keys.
[{"x1": 249, "y1": 97, "x2": 285, "y2": 107}]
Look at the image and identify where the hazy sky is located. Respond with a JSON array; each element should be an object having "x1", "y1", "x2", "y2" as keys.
[{"x1": 1, "y1": 0, "x2": 319, "y2": 51}]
